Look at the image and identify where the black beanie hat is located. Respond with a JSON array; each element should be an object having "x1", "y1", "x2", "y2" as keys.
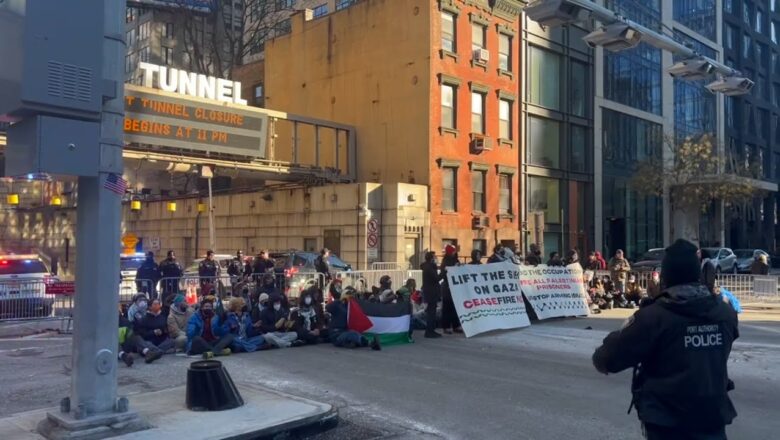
[{"x1": 661, "y1": 239, "x2": 701, "y2": 288}]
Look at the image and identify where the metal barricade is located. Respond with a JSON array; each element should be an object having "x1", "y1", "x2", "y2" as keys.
[
  {"x1": 334, "y1": 269, "x2": 422, "y2": 295},
  {"x1": 0, "y1": 279, "x2": 60, "y2": 322},
  {"x1": 716, "y1": 274, "x2": 780, "y2": 304},
  {"x1": 370, "y1": 262, "x2": 408, "y2": 271}
]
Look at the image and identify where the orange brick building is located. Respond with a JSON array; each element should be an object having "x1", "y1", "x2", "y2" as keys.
[{"x1": 253, "y1": 0, "x2": 524, "y2": 260}]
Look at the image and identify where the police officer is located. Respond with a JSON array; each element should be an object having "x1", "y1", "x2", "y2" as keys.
[
  {"x1": 135, "y1": 252, "x2": 161, "y2": 300},
  {"x1": 198, "y1": 250, "x2": 220, "y2": 292},
  {"x1": 592, "y1": 239, "x2": 738, "y2": 440},
  {"x1": 227, "y1": 250, "x2": 246, "y2": 282},
  {"x1": 158, "y1": 250, "x2": 183, "y2": 302}
]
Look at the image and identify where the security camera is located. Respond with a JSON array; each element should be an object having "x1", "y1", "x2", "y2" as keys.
[
  {"x1": 705, "y1": 76, "x2": 755, "y2": 96},
  {"x1": 668, "y1": 58, "x2": 715, "y2": 81},
  {"x1": 582, "y1": 23, "x2": 642, "y2": 52},
  {"x1": 524, "y1": 0, "x2": 588, "y2": 28}
]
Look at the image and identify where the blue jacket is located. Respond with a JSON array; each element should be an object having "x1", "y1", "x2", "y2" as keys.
[
  {"x1": 225, "y1": 312, "x2": 260, "y2": 338},
  {"x1": 186, "y1": 311, "x2": 228, "y2": 352}
]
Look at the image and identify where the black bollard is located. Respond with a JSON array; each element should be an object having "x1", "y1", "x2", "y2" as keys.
[{"x1": 185, "y1": 360, "x2": 244, "y2": 411}]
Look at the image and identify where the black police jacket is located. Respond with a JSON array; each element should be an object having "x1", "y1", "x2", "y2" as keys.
[{"x1": 592, "y1": 283, "x2": 738, "y2": 431}]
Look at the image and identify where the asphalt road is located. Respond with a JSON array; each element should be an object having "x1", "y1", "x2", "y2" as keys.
[{"x1": 0, "y1": 311, "x2": 778, "y2": 440}]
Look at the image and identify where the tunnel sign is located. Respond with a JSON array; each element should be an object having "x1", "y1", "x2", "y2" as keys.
[{"x1": 123, "y1": 85, "x2": 269, "y2": 158}]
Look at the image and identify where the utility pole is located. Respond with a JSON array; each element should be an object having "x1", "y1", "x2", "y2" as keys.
[{"x1": 0, "y1": 1, "x2": 147, "y2": 437}]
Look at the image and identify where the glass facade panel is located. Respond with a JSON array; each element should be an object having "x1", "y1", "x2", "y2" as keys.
[
  {"x1": 528, "y1": 116, "x2": 560, "y2": 168},
  {"x1": 673, "y1": 0, "x2": 716, "y2": 40},
  {"x1": 571, "y1": 125, "x2": 588, "y2": 173},
  {"x1": 570, "y1": 61, "x2": 588, "y2": 117},
  {"x1": 604, "y1": 43, "x2": 662, "y2": 115},
  {"x1": 603, "y1": 109, "x2": 662, "y2": 167},
  {"x1": 528, "y1": 46, "x2": 561, "y2": 110},
  {"x1": 605, "y1": 0, "x2": 660, "y2": 30},
  {"x1": 528, "y1": 177, "x2": 560, "y2": 224}
]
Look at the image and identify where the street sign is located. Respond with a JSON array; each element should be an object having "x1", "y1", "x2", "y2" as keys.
[
  {"x1": 367, "y1": 218, "x2": 379, "y2": 233},
  {"x1": 367, "y1": 248, "x2": 378, "y2": 259},
  {"x1": 46, "y1": 281, "x2": 75, "y2": 296},
  {"x1": 147, "y1": 237, "x2": 161, "y2": 252},
  {"x1": 367, "y1": 233, "x2": 378, "y2": 248}
]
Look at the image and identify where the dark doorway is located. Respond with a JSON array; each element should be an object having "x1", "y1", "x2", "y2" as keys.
[
  {"x1": 323, "y1": 230, "x2": 341, "y2": 257},
  {"x1": 607, "y1": 218, "x2": 626, "y2": 259}
]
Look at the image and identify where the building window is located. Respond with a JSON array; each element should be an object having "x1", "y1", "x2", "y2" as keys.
[
  {"x1": 472, "y1": 170, "x2": 485, "y2": 213},
  {"x1": 471, "y1": 22, "x2": 485, "y2": 51},
  {"x1": 139, "y1": 46, "x2": 150, "y2": 63},
  {"x1": 163, "y1": 46, "x2": 173, "y2": 65},
  {"x1": 744, "y1": 1, "x2": 752, "y2": 27},
  {"x1": 442, "y1": 12, "x2": 456, "y2": 53},
  {"x1": 126, "y1": 29, "x2": 136, "y2": 48},
  {"x1": 139, "y1": 21, "x2": 150, "y2": 41},
  {"x1": 336, "y1": 0, "x2": 354, "y2": 11},
  {"x1": 441, "y1": 84, "x2": 456, "y2": 129},
  {"x1": 498, "y1": 33, "x2": 511, "y2": 71},
  {"x1": 499, "y1": 174, "x2": 512, "y2": 215},
  {"x1": 277, "y1": 0, "x2": 295, "y2": 9},
  {"x1": 313, "y1": 4, "x2": 328, "y2": 18},
  {"x1": 471, "y1": 92, "x2": 485, "y2": 134},
  {"x1": 604, "y1": 43, "x2": 662, "y2": 115},
  {"x1": 250, "y1": 35, "x2": 265, "y2": 54},
  {"x1": 472, "y1": 239, "x2": 486, "y2": 255},
  {"x1": 442, "y1": 239, "x2": 458, "y2": 252},
  {"x1": 125, "y1": 53, "x2": 133, "y2": 73},
  {"x1": 164, "y1": 22, "x2": 174, "y2": 39},
  {"x1": 528, "y1": 177, "x2": 560, "y2": 224},
  {"x1": 442, "y1": 167, "x2": 457, "y2": 212},
  {"x1": 756, "y1": 8, "x2": 763, "y2": 33},
  {"x1": 528, "y1": 116, "x2": 560, "y2": 168},
  {"x1": 277, "y1": 18, "x2": 292, "y2": 34},
  {"x1": 528, "y1": 46, "x2": 561, "y2": 110},
  {"x1": 570, "y1": 60, "x2": 588, "y2": 117},
  {"x1": 499, "y1": 99, "x2": 512, "y2": 140},
  {"x1": 743, "y1": 34, "x2": 752, "y2": 60},
  {"x1": 571, "y1": 125, "x2": 589, "y2": 173},
  {"x1": 253, "y1": 83, "x2": 264, "y2": 106},
  {"x1": 126, "y1": 7, "x2": 136, "y2": 23},
  {"x1": 724, "y1": 0, "x2": 732, "y2": 13},
  {"x1": 673, "y1": 0, "x2": 716, "y2": 40}
]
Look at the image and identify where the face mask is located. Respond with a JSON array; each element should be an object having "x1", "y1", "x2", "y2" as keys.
[
  {"x1": 202, "y1": 308, "x2": 214, "y2": 317},
  {"x1": 304, "y1": 297, "x2": 312, "y2": 305},
  {"x1": 178, "y1": 303, "x2": 188, "y2": 312},
  {"x1": 138, "y1": 300, "x2": 148, "y2": 310},
  {"x1": 273, "y1": 303, "x2": 281, "y2": 311}
]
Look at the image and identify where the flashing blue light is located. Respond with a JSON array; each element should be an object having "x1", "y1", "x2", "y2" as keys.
[
  {"x1": 24, "y1": 260, "x2": 32, "y2": 263},
  {"x1": 26, "y1": 174, "x2": 34, "y2": 181}
]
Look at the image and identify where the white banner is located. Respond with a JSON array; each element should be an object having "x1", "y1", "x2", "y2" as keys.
[
  {"x1": 518, "y1": 265, "x2": 590, "y2": 320},
  {"x1": 447, "y1": 262, "x2": 531, "y2": 338}
]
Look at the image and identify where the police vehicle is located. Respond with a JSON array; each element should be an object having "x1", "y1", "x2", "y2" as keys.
[{"x1": 0, "y1": 254, "x2": 57, "y2": 318}]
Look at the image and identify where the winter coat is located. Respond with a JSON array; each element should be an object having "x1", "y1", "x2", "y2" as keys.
[
  {"x1": 525, "y1": 253, "x2": 542, "y2": 266},
  {"x1": 227, "y1": 258, "x2": 246, "y2": 278},
  {"x1": 593, "y1": 283, "x2": 738, "y2": 431},
  {"x1": 186, "y1": 311, "x2": 228, "y2": 352},
  {"x1": 594, "y1": 252, "x2": 608, "y2": 270},
  {"x1": 609, "y1": 257, "x2": 631, "y2": 281},
  {"x1": 751, "y1": 259, "x2": 769, "y2": 275},
  {"x1": 158, "y1": 258, "x2": 183, "y2": 294},
  {"x1": 135, "y1": 311, "x2": 169, "y2": 346},
  {"x1": 314, "y1": 255, "x2": 331, "y2": 276},
  {"x1": 136, "y1": 260, "x2": 161, "y2": 289},
  {"x1": 167, "y1": 306, "x2": 193, "y2": 338},
  {"x1": 420, "y1": 261, "x2": 441, "y2": 304},
  {"x1": 292, "y1": 305, "x2": 324, "y2": 334},
  {"x1": 326, "y1": 300, "x2": 348, "y2": 332},
  {"x1": 198, "y1": 259, "x2": 219, "y2": 279},
  {"x1": 258, "y1": 306, "x2": 291, "y2": 334},
  {"x1": 225, "y1": 312, "x2": 260, "y2": 339}
]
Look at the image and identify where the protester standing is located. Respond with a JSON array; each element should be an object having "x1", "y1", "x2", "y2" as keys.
[
  {"x1": 592, "y1": 239, "x2": 738, "y2": 440},
  {"x1": 469, "y1": 249, "x2": 483, "y2": 265},
  {"x1": 751, "y1": 254, "x2": 769, "y2": 275},
  {"x1": 525, "y1": 243, "x2": 542, "y2": 266},
  {"x1": 420, "y1": 251, "x2": 442, "y2": 339},
  {"x1": 547, "y1": 252, "x2": 564, "y2": 267},
  {"x1": 440, "y1": 245, "x2": 462, "y2": 334},
  {"x1": 609, "y1": 250, "x2": 631, "y2": 293},
  {"x1": 487, "y1": 244, "x2": 504, "y2": 263}
]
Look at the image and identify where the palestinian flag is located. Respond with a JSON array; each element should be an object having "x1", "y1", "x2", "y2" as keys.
[{"x1": 348, "y1": 299, "x2": 413, "y2": 346}]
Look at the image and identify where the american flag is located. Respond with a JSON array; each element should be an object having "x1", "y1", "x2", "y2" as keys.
[{"x1": 104, "y1": 173, "x2": 128, "y2": 195}]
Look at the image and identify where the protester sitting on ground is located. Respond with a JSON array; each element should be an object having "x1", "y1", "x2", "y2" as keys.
[
  {"x1": 291, "y1": 288, "x2": 325, "y2": 345},
  {"x1": 127, "y1": 293, "x2": 149, "y2": 323},
  {"x1": 258, "y1": 295, "x2": 299, "y2": 348},
  {"x1": 167, "y1": 294, "x2": 193, "y2": 352},
  {"x1": 131, "y1": 299, "x2": 174, "y2": 363},
  {"x1": 118, "y1": 304, "x2": 134, "y2": 367},
  {"x1": 624, "y1": 275, "x2": 644, "y2": 307},
  {"x1": 410, "y1": 290, "x2": 428, "y2": 330},
  {"x1": 225, "y1": 297, "x2": 266, "y2": 352},
  {"x1": 469, "y1": 249, "x2": 483, "y2": 265},
  {"x1": 395, "y1": 278, "x2": 417, "y2": 303},
  {"x1": 326, "y1": 287, "x2": 380, "y2": 350},
  {"x1": 751, "y1": 254, "x2": 770, "y2": 275},
  {"x1": 256, "y1": 273, "x2": 286, "y2": 308},
  {"x1": 371, "y1": 275, "x2": 393, "y2": 300},
  {"x1": 547, "y1": 252, "x2": 564, "y2": 267},
  {"x1": 186, "y1": 296, "x2": 234, "y2": 358}
]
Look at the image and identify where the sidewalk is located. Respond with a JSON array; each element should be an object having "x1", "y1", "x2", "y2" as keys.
[{"x1": 0, "y1": 382, "x2": 336, "y2": 440}]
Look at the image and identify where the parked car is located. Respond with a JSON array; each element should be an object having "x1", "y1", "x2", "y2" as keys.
[
  {"x1": 702, "y1": 247, "x2": 739, "y2": 274},
  {"x1": 183, "y1": 254, "x2": 236, "y2": 277},
  {"x1": 632, "y1": 248, "x2": 665, "y2": 273},
  {"x1": 734, "y1": 249, "x2": 771, "y2": 274},
  {"x1": 0, "y1": 254, "x2": 56, "y2": 318}
]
